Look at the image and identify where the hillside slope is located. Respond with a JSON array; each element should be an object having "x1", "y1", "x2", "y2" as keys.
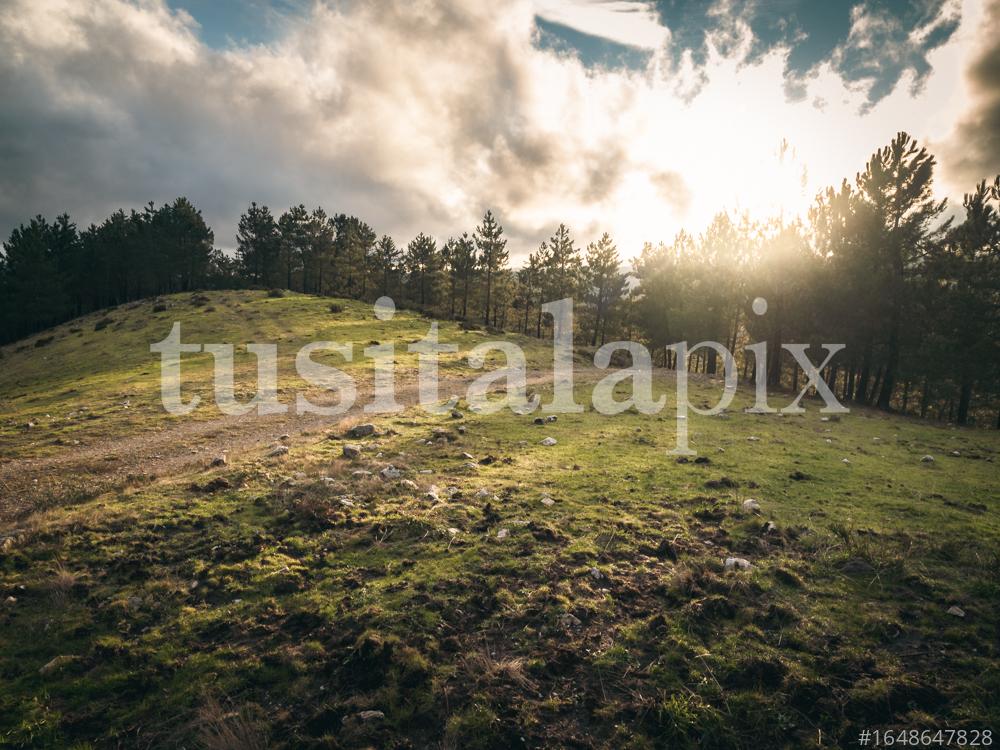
[{"x1": 0, "y1": 292, "x2": 998, "y2": 748}]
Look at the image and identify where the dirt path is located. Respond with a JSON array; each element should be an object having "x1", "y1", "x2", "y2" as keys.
[{"x1": 0, "y1": 368, "x2": 607, "y2": 521}]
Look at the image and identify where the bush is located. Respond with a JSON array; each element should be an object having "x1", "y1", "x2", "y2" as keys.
[
  {"x1": 267, "y1": 288, "x2": 285, "y2": 298},
  {"x1": 35, "y1": 335, "x2": 55, "y2": 348},
  {"x1": 329, "y1": 303, "x2": 344, "y2": 314},
  {"x1": 152, "y1": 303, "x2": 168, "y2": 313},
  {"x1": 94, "y1": 317, "x2": 113, "y2": 331}
]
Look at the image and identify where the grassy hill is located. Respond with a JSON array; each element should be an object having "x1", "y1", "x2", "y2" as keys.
[{"x1": 1, "y1": 291, "x2": 998, "y2": 748}]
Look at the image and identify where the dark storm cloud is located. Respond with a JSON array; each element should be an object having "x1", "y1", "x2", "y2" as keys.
[{"x1": 942, "y1": 0, "x2": 1000, "y2": 187}]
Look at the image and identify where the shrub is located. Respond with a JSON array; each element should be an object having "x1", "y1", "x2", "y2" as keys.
[
  {"x1": 35, "y1": 335, "x2": 55, "y2": 348},
  {"x1": 329, "y1": 303, "x2": 344, "y2": 314},
  {"x1": 267, "y1": 288, "x2": 285, "y2": 298},
  {"x1": 152, "y1": 303, "x2": 168, "y2": 313},
  {"x1": 94, "y1": 317, "x2": 113, "y2": 331}
]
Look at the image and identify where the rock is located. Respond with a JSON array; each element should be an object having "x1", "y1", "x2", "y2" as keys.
[
  {"x1": 872, "y1": 437, "x2": 882, "y2": 443},
  {"x1": 380, "y1": 466, "x2": 402, "y2": 480},
  {"x1": 460, "y1": 452, "x2": 474, "y2": 460},
  {"x1": 201, "y1": 477, "x2": 232, "y2": 492},
  {"x1": 447, "y1": 527, "x2": 460, "y2": 536},
  {"x1": 788, "y1": 470, "x2": 810, "y2": 481},
  {"x1": 348, "y1": 423, "x2": 376, "y2": 438},
  {"x1": 4, "y1": 596, "x2": 16, "y2": 605},
  {"x1": 724, "y1": 557, "x2": 752, "y2": 571},
  {"x1": 820, "y1": 417, "x2": 829, "y2": 422},
  {"x1": 339, "y1": 498, "x2": 354, "y2": 507},
  {"x1": 540, "y1": 437, "x2": 557, "y2": 446},
  {"x1": 399, "y1": 479, "x2": 419, "y2": 490},
  {"x1": 279, "y1": 434, "x2": 291, "y2": 442},
  {"x1": 352, "y1": 469, "x2": 373, "y2": 479},
  {"x1": 761, "y1": 521, "x2": 778, "y2": 535},
  {"x1": 268, "y1": 445, "x2": 289, "y2": 457},
  {"x1": 742, "y1": 498, "x2": 761, "y2": 513},
  {"x1": 588, "y1": 567, "x2": 604, "y2": 581},
  {"x1": 39, "y1": 655, "x2": 78, "y2": 676},
  {"x1": 457, "y1": 425, "x2": 467, "y2": 434},
  {"x1": 840, "y1": 558, "x2": 875, "y2": 575},
  {"x1": 533, "y1": 417, "x2": 544, "y2": 425},
  {"x1": 921, "y1": 455, "x2": 935, "y2": 463},
  {"x1": 540, "y1": 496, "x2": 555, "y2": 506},
  {"x1": 559, "y1": 613, "x2": 582, "y2": 629},
  {"x1": 210, "y1": 455, "x2": 227, "y2": 467},
  {"x1": 545, "y1": 415, "x2": 557, "y2": 423},
  {"x1": 842, "y1": 458, "x2": 851, "y2": 464},
  {"x1": 127, "y1": 596, "x2": 142, "y2": 609},
  {"x1": 496, "y1": 528, "x2": 509, "y2": 540},
  {"x1": 746, "y1": 436, "x2": 760, "y2": 442},
  {"x1": 946, "y1": 605, "x2": 966, "y2": 618},
  {"x1": 950, "y1": 450, "x2": 961, "y2": 457},
  {"x1": 450, "y1": 409, "x2": 463, "y2": 419},
  {"x1": 829, "y1": 415, "x2": 841, "y2": 422},
  {"x1": 342, "y1": 444, "x2": 362, "y2": 459},
  {"x1": 357, "y1": 710, "x2": 385, "y2": 723},
  {"x1": 463, "y1": 461, "x2": 479, "y2": 470}
]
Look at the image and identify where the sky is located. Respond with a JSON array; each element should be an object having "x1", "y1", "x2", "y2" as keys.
[{"x1": 1, "y1": 0, "x2": 998, "y2": 259}]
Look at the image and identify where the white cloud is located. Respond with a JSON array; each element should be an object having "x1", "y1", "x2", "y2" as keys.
[{"x1": 0, "y1": 0, "x2": 985, "y2": 261}]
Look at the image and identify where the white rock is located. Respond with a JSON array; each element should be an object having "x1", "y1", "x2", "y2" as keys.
[
  {"x1": 461, "y1": 452, "x2": 474, "y2": 460},
  {"x1": 742, "y1": 498, "x2": 761, "y2": 513},
  {"x1": 268, "y1": 445, "x2": 289, "y2": 457},
  {"x1": 872, "y1": 437, "x2": 882, "y2": 443},
  {"x1": 589, "y1": 567, "x2": 604, "y2": 580},
  {"x1": 559, "y1": 613, "x2": 582, "y2": 629},
  {"x1": 842, "y1": 458, "x2": 851, "y2": 464},
  {"x1": 342, "y1": 444, "x2": 362, "y2": 459},
  {"x1": 496, "y1": 528, "x2": 509, "y2": 539},
  {"x1": 540, "y1": 437, "x2": 557, "y2": 446},
  {"x1": 921, "y1": 455, "x2": 935, "y2": 463},
  {"x1": 746, "y1": 436, "x2": 760, "y2": 442},
  {"x1": 447, "y1": 527, "x2": 460, "y2": 535},
  {"x1": 724, "y1": 557, "x2": 752, "y2": 571},
  {"x1": 399, "y1": 479, "x2": 419, "y2": 490},
  {"x1": 475, "y1": 488, "x2": 492, "y2": 499},
  {"x1": 540, "y1": 496, "x2": 555, "y2": 506},
  {"x1": 463, "y1": 461, "x2": 479, "y2": 470},
  {"x1": 380, "y1": 466, "x2": 402, "y2": 480},
  {"x1": 352, "y1": 469, "x2": 373, "y2": 479},
  {"x1": 947, "y1": 605, "x2": 966, "y2": 618},
  {"x1": 951, "y1": 450, "x2": 961, "y2": 457}
]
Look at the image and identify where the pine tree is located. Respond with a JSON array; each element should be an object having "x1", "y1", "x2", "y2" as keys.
[{"x1": 474, "y1": 210, "x2": 508, "y2": 326}]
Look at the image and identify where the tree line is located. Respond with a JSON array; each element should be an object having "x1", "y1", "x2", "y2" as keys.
[{"x1": 2, "y1": 132, "x2": 998, "y2": 425}]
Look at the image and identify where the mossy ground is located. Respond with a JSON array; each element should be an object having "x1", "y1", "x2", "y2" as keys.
[{"x1": 1, "y1": 292, "x2": 998, "y2": 748}]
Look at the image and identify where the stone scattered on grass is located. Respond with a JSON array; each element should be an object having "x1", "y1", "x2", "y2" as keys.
[
  {"x1": 540, "y1": 437, "x2": 557, "y2": 446},
  {"x1": 268, "y1": 445, "x2": 289, "y2": 457},
  {"x1": 540, "y1": 496, "x2": 555, "y2": 506},
  {"x1": 496, "y1": 528, "x2": 509, "y2": 540},
  {"x1": 872, "y1": 437, "x2": 882, "y2": 443},
  {"x1": 4, "y1": 596, "x2": 16, "y2": 605},
  {"x1": 559, "y1": 613, "x2": 582, "y2": 629},
  {"x1": 842, "y1": 458, "x2": 851, "y2": 464},
  {"x1": 589, "y1": 567, "x2": 604, "y2": 581},
  {"x1": 742, "y1": 498, "x2": 761, "y2": 513},
  {"x1": 746, "y1": 436, "x2": 760, "y2": 442},
  {"x1": 356, "y1": 710, "x2": 385, "y2": 723},
  {"x1": 947, "y1": 605, "x2": 966, "y2": 618},
  {"x1": 399, "y1": 479, "x2": 418, "y2": 490},
  {"x1": 921, "y1": 455, "x2": 935, "y2": 463},
  {"x1": 463, "y1": 461, "x2": 479, "y2": 470},
  {"x1": 951, "y1": 450, "x2": 961, "y2": 457},
  {"x1": 348, "y1": 423, "x2": 376, "y2": 438},
  {"x1": 342, "y1": 444, "x2": 362, "y2": 459},
  {"x1": 450, "y1": 409, "x2": 463, "y2": 419},
  {"x1": 460, "y1": 452, "x2": 474, "y2": 460},
  {"x1": 724, "y1": 557, "x2": 752, "y2": 571},
  {"x1": 210, "y1": 455, "x2": 227, "y2": 467},
  {"x1": 352, "y1": 470, "x2": 373, "y2": 479},
  {"x1": 380, "y1": 466, "x2": 401, "y2": 480},
  {"x1": 39, "y1": 655, "x2": 78, "y2": 676}
]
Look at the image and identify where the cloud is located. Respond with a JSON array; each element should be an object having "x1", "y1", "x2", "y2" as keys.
[
  {"x1": 0, "y1": 0, "x2": 983, "y2": 261},
  {"x1": 940, "y1": 0, "x2": 1000, "y2": 188}
]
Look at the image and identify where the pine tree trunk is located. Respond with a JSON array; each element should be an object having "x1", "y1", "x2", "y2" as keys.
[{"x1": 956, "y1": 380, "x2": 972, "y2": 426}]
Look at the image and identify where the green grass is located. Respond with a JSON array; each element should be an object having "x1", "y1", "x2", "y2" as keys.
[{"x1": 0, "y1": 291, "x2": 998, "y2": 748}]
